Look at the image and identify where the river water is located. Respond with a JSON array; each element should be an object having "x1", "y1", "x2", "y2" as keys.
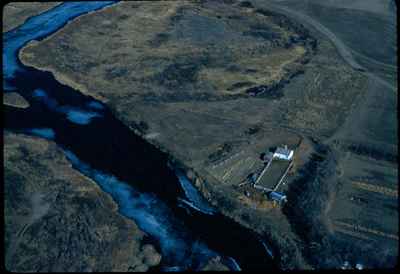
[{"x1": 3, "y1": 2, "x2": 276, "y2": 271}]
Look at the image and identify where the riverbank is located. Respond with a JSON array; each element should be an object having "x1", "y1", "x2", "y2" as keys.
[
  {"x1": 3, "y1": 2, "x2": 62, "y2": 32},
  {"x1": 4, "y1": 131, "x2": 162, "y2": 272},
  {"x1": 17, "y1": 1, "x2": 125, "y2": 104}
]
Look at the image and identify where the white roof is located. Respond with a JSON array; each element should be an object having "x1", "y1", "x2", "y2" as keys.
[{"x1": 275, "y1": 147, "x2": 292, "y2": 156}]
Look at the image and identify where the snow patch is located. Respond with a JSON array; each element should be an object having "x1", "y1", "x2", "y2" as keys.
[
  {"x1": 176, "y1": 170, "x2": 215, "y2": 215},
  {"x1": 224, "y1": 257, "x2": 242, "y2": 271},
  {"x1": 261, "y1": 239, "x2": 274, "y2": 258},
  {"x1": 63, "y1": 108, "x2": 102, "y2": 125},
  {"x1": 27, "y1": 128, "x2": 55, "y2": 139},
  {"x1": 32, "y1": 89, "x2": 102, "y2": 124},
  {"x1": 87, "y1": 101, "x2": 104, "y2": 110}
]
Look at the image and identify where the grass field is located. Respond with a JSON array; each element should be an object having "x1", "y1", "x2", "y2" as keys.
[
  {"x1": 329, "y1": 150, "x2": 398, "y2": 246},
  {"x1": 276, "y1": 0, "x2": 397, "y2": 87}
]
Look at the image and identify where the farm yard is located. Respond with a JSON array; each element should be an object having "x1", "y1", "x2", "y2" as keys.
[{"x1": 204, "y1": 127, "x2": 301, "y2": 190}]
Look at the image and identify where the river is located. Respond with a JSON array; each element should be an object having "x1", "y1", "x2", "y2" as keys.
[{"x1": 3, "y1": 2, "x2": 276, "y2": 271}]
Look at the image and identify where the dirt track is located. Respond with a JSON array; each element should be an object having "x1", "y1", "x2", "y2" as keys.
[{"x1": 254, "y1": 1, "x2": 396, "y2": 92}]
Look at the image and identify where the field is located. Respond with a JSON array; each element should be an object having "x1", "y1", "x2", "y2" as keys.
[
  {"x1": 327, "y1": 148, "x2": 398, "y2": 263},
  {"x1": 319, "y1": 150, "x2": 399, "y2": 268},
  {"x1": 270, "y1": 0, "x2": 397, "y2": 89},
  {"x1": 20, "y1": 1, "x2": 312, "y2": 101}
]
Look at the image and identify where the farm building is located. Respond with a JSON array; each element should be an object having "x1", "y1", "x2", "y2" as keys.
[
  {"x1": 273, "y1": 145, "x2": 293, "y2": 161},
  {"x1": 268, "y1": 191, "x2": 287, "y2": 204}
]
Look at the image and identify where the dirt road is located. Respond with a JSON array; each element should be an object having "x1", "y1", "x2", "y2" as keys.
[{"x1": 253, "y1": 1, "x2": 396, "y2": 92}]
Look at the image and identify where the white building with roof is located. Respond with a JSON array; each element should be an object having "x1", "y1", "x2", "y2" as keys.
[{"x1": 273, "y1": 145, "x2": 293, "y2": 161}]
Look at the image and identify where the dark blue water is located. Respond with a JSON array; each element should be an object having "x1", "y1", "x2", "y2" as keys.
[{"x1": 3, "y1": 2, "x2": 276, "y2": 271}]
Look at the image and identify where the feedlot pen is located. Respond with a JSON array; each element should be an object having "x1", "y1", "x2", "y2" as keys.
[{"x1": 255, "y1": 159, "x2": 293, "y2": 192}]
